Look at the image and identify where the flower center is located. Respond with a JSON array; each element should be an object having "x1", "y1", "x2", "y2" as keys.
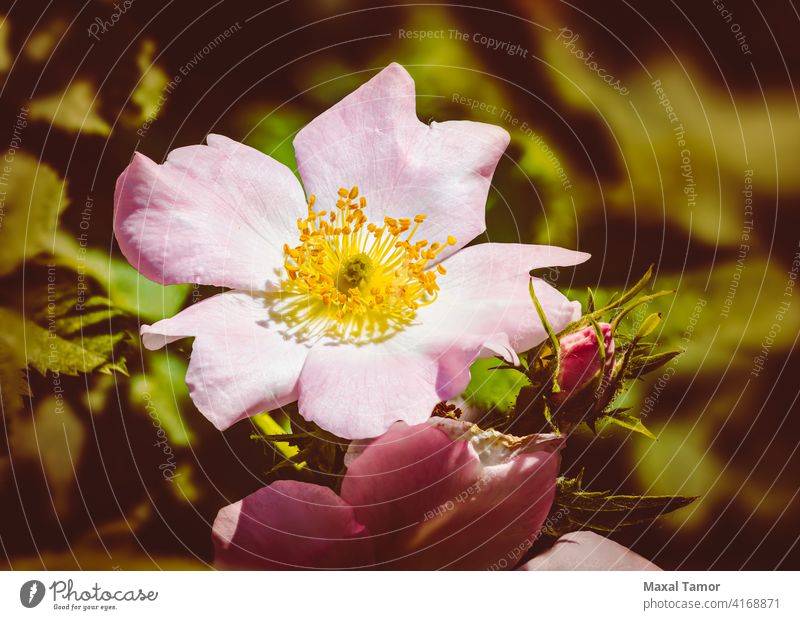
[
  {"x1": 279, "y1": 186, "x2": 455, "y2": 341},
  {"x1": 336, "y1": 252, "x2": 373, "y2": 294}
]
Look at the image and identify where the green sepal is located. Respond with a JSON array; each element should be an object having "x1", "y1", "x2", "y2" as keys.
[
  {"x1": 528, "y1": 278, "x2": 561, "y2": 393},
  {"x1": 599, "y1": 411, "x2": 656, "y2": 439},
  {"x1": 623, "y1": 349, "x2": 682, "y2": 378},
  {"x1": 635, "y1": 312, "x2": 662, "y2": 340},
  {"x1": 546, "y1": 472, "x2": 697, "y2": 536}
]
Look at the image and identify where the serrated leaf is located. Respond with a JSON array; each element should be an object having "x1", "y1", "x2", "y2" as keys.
[
  {"x1": 0, "y1": 276, "x2": 132, "y2": 377},
  {"x1": 23, "y1": 279, "x2": 132, "y2": 375},
  {"x1": 55, "y1": 305, "x2": 125, "y2": 336},
  {"x1": 0, "y1": 308, "x2": 112, "y2": 376},
  {"x1": 82, "y1": 333, "x2": 129, "y2": 375},
  {"x1": 27, "y1": 282, "x2": 124, "y2": 335}
]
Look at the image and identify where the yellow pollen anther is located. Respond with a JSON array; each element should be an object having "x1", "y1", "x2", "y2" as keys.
[{"x1": 280, "y1": 188, "x2": 454, "y2": 340}]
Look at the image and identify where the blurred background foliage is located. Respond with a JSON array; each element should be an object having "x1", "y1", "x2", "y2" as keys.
[{"x1": 0, "y1": 0, "x2": 798, "y2": 569}]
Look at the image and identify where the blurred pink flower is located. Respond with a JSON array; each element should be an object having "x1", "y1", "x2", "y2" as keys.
[
  {"x1": 518, "y1": 531, "x2": 660, "y2": 571},
  {"x1": 114, "y1": 62, "x2": 588, "y2": 439},
  {"x1": 555, "y1": 322, "x2": 615, "y2": 403},
  {"x1": 212, "y1": 419, "x2": 562, "y2": 569}
]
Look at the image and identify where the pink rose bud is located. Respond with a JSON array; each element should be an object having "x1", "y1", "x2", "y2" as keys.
[{"x1": 556, "y1": 322, "x2": 615, "y2": 402}]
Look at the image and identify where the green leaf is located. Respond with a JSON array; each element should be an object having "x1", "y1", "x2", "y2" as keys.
[
  {"x1": 29, "y1": 80, "x2": 111, "y2": 136},
  {"x1": 549, "y1": 473, "x2": 697, "y2": 535},
  {"x1": 52, "y1": 234, "x2": 190, "y2": 322},
  {"x1": 0, "y1": 274, "x2": 133, "y2": 376},
  {"x1": 0, "y1": 153, "x2": 69, "y2": 276},
  {"x1": 29, "y1": 279, "x2": 132, "y2": 374},
  {"x1": 23, "y1": 17, "x2": 66, "y2": 62},
  {"x1": 0, "y1": 308, "x2": 116, "y2": 376},
  {"x1": 461, "y1": 358, "x2": 530, "y2": 414},
  {"x1": 27, "y1": 284, "x2": 125, "y2": 332},
  {"x1": 10, "y1": 395, "x2": 86, "y2": 517},
  {"x1": 104, "y1": 256, "x2": 190, "y2": 322},
  {"x1": 0, "y1": 340, "x2": 30, "y2": 459},
  {"x1": 238, "y1": 107, "x2": 306, "y2": 172},
  {"x1": 127, "y1": 39, "x2": 170, "y2": 125},
  {"x1": 129, "y1": 351, "x2": 194, "y2": 447}
]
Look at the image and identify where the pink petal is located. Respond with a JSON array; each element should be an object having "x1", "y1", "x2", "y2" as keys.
[
  {"x1": 411, "y1": 243, "x2": 587, "y2": 380},
  {"x1": 114, "y1": 134, "x2": 306, "y2": 291},
  {"x1": 141, "y1": 291, "x2": 309, "y2": 430},
  {"x1": 430, "y1": 450, "x2": 560, "y2": 569},
  {"x1": 353, "y1": 243, "x2": 586, "y2": 413},
  {"x1": 406, "y1": 420, "x2": 563, "y2": 569},
  {"x1": 295, "y1": 243, "x2": 586, "y2": 440},
  {"x1": 518, "y1": 531, "x2": 662, "y2": 571},
  {"x1": 293, "y1": 63, "x2": 509, "y2": 262},
  {"x1": 212, "y1": 480, "x2": 374, "y2": 569},
  {"x1": 340, "y1": 423, "x2": 481, "y2": 567},
  {"x1": 296, "y1": 341, "x2": 444, "y2": 439}
]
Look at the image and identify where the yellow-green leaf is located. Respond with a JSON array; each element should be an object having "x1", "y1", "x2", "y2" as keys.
[
  {"x1": 0, "y1": 153, "x2": 69, "y2": 275},
  {"x1": 29, "y1": 80, "x2": 111, "y2": 136}
]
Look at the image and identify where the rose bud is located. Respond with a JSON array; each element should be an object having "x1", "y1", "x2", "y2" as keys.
[{"x1": 552, "y1": 322, "x2": 615, "y2": 409}]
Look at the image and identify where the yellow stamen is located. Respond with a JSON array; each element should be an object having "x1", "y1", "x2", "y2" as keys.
[{"x1": 279, "y1": 187, "x2": 455, "y2": 340}]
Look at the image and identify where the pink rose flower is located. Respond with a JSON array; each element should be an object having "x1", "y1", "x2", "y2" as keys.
[
  {"x1": 555, "y1": 322, "x2": 615, "y2": 403},
  {"x1": 212, "y1": 419, "x2": 562, "y2": 569},
  {"x1": 114, "y1": 63, "x2": 588, "y2": 439}
]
